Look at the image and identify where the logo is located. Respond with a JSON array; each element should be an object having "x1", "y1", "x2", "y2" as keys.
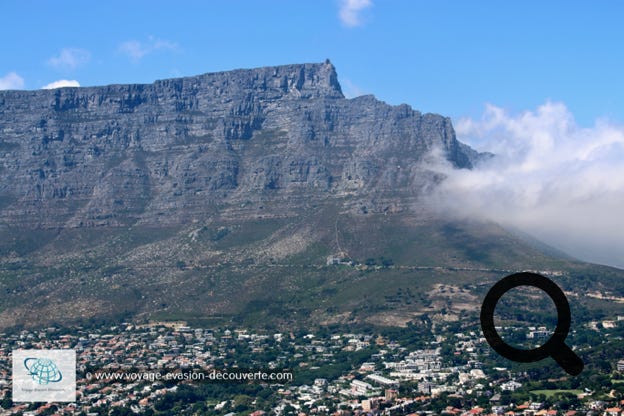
[
  {"x1": 24, "y1": 357, "x2": 63, "y2": 384},
  {"x1": 12, "y1": 349, "x2": 76, "y2": 402}
]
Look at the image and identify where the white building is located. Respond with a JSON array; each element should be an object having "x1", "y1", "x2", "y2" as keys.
[
  {"x1": 350, "y1": 380, "x2": 374, "y2": 396},
  {"x1": 366, "y1": 374, "x2": 399, "y2": 387},
  {"x1": 500, "y1": 380, "x2": 522, "y2": 391}
]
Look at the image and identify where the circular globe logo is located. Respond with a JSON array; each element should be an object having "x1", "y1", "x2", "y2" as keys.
[{"x1": 23, "y1": 358, "x2": 63, "y2": 384}]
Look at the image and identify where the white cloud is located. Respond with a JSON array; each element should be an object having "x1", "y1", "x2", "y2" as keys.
[
  {"x1": 341, "y1": 78, "x2": 367, "y2": 98},
  {"x1": 119, "y1": 40, "x2": 146, "y2": 61},
  {"x1": 0, "y1": 71, "x2": 24, "y2": 90},
  {"x1": 118, "y1": 36, "x2": 178, "y2": 63},
  {"x1": 47, "y1": 48, "x2": 91, "y2": 70},
  {"x1": 41, "y1": 79, "x2": 80, "y2": 89},
  {"x1": 339, "y1": 0, "x2": 372, "y2": 27},
  {"x1": 427, "y1": 102, "x2": 624, "y2": 269}
]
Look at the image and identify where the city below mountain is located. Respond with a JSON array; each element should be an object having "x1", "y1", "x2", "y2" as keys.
[{"x1": 0, "y1": 61, "x2": 622, "y2": 329}]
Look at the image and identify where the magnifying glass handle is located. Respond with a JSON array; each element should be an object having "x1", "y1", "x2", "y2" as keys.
[{"x1": 552, "y1": 344, "x2": 584, "y2": 376}]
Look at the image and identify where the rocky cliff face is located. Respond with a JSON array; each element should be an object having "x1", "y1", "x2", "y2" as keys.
[
  {"x1": 1, "y1": 62, "x2": 622, "y2": 330},
  {"x1": 0, "y1": 61, "x2": 477, "y2": 229}
]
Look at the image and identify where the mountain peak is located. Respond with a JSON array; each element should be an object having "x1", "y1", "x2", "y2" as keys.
[{"x1": 149, "y1": 61, "x2": 344, "y2": 101}]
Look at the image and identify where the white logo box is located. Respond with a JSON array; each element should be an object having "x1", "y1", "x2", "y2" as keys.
[{"x1": 12, "y1": 349, "x2": 76, "y2": 403}]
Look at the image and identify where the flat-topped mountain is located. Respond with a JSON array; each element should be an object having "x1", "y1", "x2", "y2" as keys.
[
  {"x1": 0, "y1": 62, "x2": 621, "y2": 330},
  {"x1": 0, "y1": 60, "x2": 476, "y2": 228}
]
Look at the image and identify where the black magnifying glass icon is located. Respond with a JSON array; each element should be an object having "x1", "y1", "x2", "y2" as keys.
[{"x1": 480, "y1": 272, "x2": 584, "y2": 376}]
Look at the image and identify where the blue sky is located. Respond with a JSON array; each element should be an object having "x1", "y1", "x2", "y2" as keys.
[
  {"x1": 2, "y1": 1, "x2": 624, "y2": 267},
  {"x1": 1, "y1": 1, "x2": 623, "y2": 125}
]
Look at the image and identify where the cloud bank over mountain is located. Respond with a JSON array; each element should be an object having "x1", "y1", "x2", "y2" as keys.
[{"x1": 429, "y1": 102, "x2": 624, "y2": 269}]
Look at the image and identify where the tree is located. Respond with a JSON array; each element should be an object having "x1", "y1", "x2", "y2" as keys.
[
  {"x1": 0, "y1": 398, "x2": 12, "y2": 409},
  {"x1": 109, "y1": 407, "x2": 135, "y2": 416}
]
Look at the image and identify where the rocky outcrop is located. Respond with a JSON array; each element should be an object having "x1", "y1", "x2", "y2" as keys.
[{"x1": 0, "y1": 60, "x2": 478, "y2": 228}]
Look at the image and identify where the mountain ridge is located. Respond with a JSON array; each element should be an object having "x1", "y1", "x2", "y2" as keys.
[
  {"x1": 0, "y1": 61, "x2": 478, "y2": 229},
  {"x1": 0, "y1": 61, "x2": 622, "y2": 330}
]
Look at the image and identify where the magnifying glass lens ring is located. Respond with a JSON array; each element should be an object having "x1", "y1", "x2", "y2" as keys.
[{"x1": 480, "y1": 272, "x2": 571, "y2": 361}]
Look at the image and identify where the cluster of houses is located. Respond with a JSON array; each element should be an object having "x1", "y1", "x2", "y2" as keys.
[{"x1": 0, "y1": 318, "x2": 623, "y2": 415}]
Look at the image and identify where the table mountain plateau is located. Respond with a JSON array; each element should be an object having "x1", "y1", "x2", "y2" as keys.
[{"x1": 0, "y1": 61, "x2": 621, "y2": 329}]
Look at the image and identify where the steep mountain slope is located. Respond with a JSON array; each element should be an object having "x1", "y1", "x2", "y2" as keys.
[{"x1": 0, "y1": 61, "x2": 622, "y2": 329}]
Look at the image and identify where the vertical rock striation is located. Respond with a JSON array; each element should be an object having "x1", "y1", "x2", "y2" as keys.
[{"x1": 0, "y1": 61, "x2": 477, "y2": 228}]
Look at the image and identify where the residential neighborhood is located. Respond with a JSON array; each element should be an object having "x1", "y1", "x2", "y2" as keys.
[{"x1": 0, "y1": 312, "x2": 624, "y2": 415}]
